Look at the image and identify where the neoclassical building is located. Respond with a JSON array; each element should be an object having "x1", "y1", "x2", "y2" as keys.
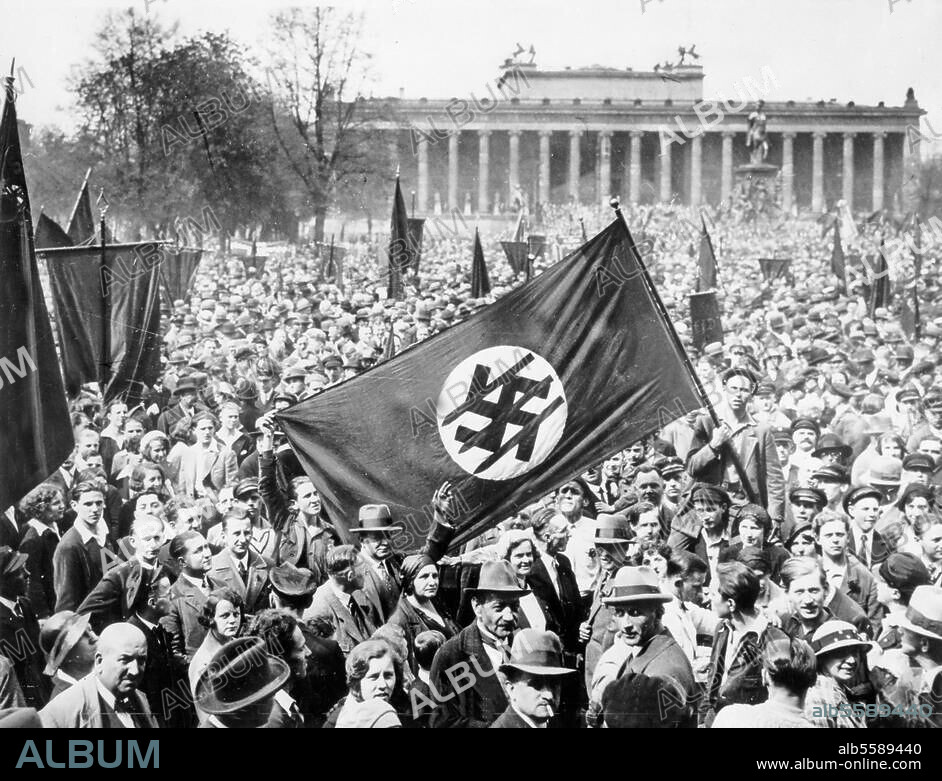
[{"x1": 367, "y1": 61, "x2": 924, "y2": 215}]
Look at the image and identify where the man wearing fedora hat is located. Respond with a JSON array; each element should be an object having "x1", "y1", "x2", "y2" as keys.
[
  {"x1": 899, "y1": 585, "x2": 942, "y2": 727},
  {"x1": 39, "y1": 610, "x2": 98, "y2": 699},
  {"x1": 590, "y1": 566, "x2": 696, "y2": 728},
  {"x1": 157, "y1": 376, "x2": 204, "y2": 437},
  {"x1": 809, "y1": 463, "x2": 850, "y2": 514},
  {"x1": 490, "y1": 629, "x2": 575, "y2": 728},
  {"x1": 579, "y1": 513, "x2": 634, "y2": 691},
  {"x1": 429, "y1": 560, "x2": 530, "y2": 728},
  {"x1": 194, "y1": 636, "x2": 290, "y2": 728}
]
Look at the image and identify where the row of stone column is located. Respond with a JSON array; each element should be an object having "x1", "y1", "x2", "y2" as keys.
[{"x1": 411, "y1": 128, "x2": 894, "y2": 213}]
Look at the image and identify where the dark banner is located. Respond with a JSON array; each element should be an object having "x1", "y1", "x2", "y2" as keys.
[
  {"x1": 160, "y1": 247, "x2": 202, "y2": 303},
  {"x1": 34, "y1": 212, "x2": 72, "y2": 250},
  {"x1": 278, "y1": 217, "x2": 702, "y2": 549},
  {"x1": 471, "y1": 229, "x2": 491, "y2": 298},
  {"x1": 407, "y1": 217, "x2": 425, "y2": 275},
  {"x1": 527, "y1": 233, "x2": 547, "y2": 260},
  {"x1": 0, "y1": 80, "x2": 74, "y2": 511},
  {"x1": 500, "y1": 241, "x2": 528, "y2": 275},
  {"x1": 697, "y1": 220, "x2": 718, "y2": 291},
  {"x1": 690, "y1": 291, "x2": 724, "y2": 351},
  {"x1": 388, "y1": 177, "x2": 409, "y2": 300},
  {"x1": 66, "y1": 177, "x2": 96, "y2": 245},
  {"x1": 240, "y1": 254, "x2": 267, "y2": 277},
  {"x1": 758, "y1": 257, "x2": 791, "y2": 283},
  {"x1": 42, "y1": 243, "x2": 163, "y2": 404}
]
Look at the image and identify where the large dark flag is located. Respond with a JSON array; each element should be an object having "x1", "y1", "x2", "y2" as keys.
[
  {"x1": 278, "y1": 216, "x2": 703, "y2": 547},
  {"x1": 407, "y1": 218, "x2": 425, "y2": 275},
  {"x1": 66, "y1": 168, "x2": 96, "y2": 245},
  {"x1": 471, "y1": 228, "x2": 491, "y2": 298},
  {"x1": 0, "y1": 76, "x2": 73, "y2": 511},
  {"x1": 697, "y1": 216, "x2": 718, "y2": 291},
  {"x1": 160, "y1": 247, "x2": 203, "y2": 302},
  {"x1": 831, "y1": 223, "x2": 846, "y2": 293},
  {"x1": 500, "y1": 241, "x2": 528, "y2": 275},
  {"x1": 387, "y1": 176, "x2": 409, "y2": 300},
  {"x1": 34, "y1": 210, "x2": 72, "y2": 249},
  {"x1": 527, "y1": 234, "x2": 547, "y2": 261},
  {"x1": 690, "y1": 291, "x2": 724, "y2": 350},
  {"x1": 41, "y1": 242, "x2": 162, "y2": 403}
]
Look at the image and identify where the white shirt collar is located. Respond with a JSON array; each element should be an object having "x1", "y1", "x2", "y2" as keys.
[
  {"x1": 0, "y1": 596, "x2": 17, "y2": 613},
  {"x1": 135, "y1": 613, "x2": 157, "y2": 631},
  {"x1": 28, "y1": 518, "x2": 59, "y2": 539},
  {"x1": 56, "y1": 669, "x2": 78, "y2": 686},
  {"x1": 273, "y1": 688, "x2": 296, "y2": 713},
  {"x1": 75, "y1": 519, "x2": 109, "y2": 547},
  {"x1": 96, "y1": 679, "x2": 136, "y2": 728},
  {"x1": 207, "y1": 714, "x2": 228, "y2": 728}
]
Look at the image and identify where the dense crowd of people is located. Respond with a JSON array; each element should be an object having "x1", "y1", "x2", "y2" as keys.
[{"x1": 2, "y1": 195, "x2": 942, "y2": 729}]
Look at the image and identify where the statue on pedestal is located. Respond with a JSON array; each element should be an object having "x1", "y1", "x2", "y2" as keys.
[{"x1": 746, "y1": 100, "x2": 769, "y2": 164}]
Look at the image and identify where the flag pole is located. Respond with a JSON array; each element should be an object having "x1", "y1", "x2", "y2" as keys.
[
  {"x1": 609, "y1": 197, "x2": 760, "y2": 505},
  {"x1": 98, "y1": 188, "x2": 110, "y2": 391}
]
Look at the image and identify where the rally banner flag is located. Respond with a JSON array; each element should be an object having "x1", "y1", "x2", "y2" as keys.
[
  {"x1": 240, "y1": 254, "x2": 267, "y2": 277},
  {"x1": 34, "y1": 210, "x2": 72, "y2": 249},
  {"x1": 387, "y1": 176, "x2": 409, "y2": 300},
  {"x1": 697, "y1": 216, "x2": 718, "y2": 291},
  {"x1": 527, "y1": 234, "x2": 547, "y2": 261},
  {"x1": 500, "y1": 241, "x2": 528, "y2": 275},
  {"x1": 278, "y1": 216, "x2": 703, "y2": 548},
  {"x1": 160, "y1": 247, "x2": 203, "y2": 302},
  {"x1": 41, "y1": 242, "x2": 163, "y2": 404},
  {"x1": 471, "y1": 228, "x2": 491, "y2": 298},
  {"x1": 66, "y1": 168, "x2": 96, "y2": 245},
  {"x1": 831, "y1": 223, "x2": 847, "y2": 293},
  {"x1": 407, "y1": 217, "x2": 425, "y2": 275},
  {"x1": 758, "y1": 257, "x2": 791, "y2": 284},
  {"x1": 0, "y1": 75, "x2": 74, "y2": 511},
  {"x1": 690, "y1": 291, "x2": 724, "y2": 350}
]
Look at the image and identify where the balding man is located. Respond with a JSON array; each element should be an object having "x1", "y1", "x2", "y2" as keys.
[{"x1": 39, "y1": 622, "x2": 158, "y2": 728}]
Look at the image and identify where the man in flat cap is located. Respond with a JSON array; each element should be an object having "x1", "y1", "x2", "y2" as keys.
[{"x1": 686, "y1": 367, "x2": 785, "y2": 524}]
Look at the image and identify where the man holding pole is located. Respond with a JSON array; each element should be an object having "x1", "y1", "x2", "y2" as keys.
[{"x1": 685, "y1": 367, "x2": 786, "y2": 527}]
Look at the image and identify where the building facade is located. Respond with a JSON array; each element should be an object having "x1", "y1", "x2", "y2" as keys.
[{"x1": 366, "y1": 61, "x2": 923, "y2": 216}]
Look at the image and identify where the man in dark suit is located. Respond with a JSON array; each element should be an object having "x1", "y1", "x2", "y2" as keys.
[
  {"x1": 667, "y1": 484, "x2": 731, "y2": 587},
  {"x1": 161, "y1": 531, "x2": 216, "y2": 661},
  {"x1": 209, "y1": 508, "x2": 271, "y2": 616},
  {"x1": 156, "y1": 376, "x2": 201, "y2": 437},
  {"x1": 0, "y1": 547, "x2": 50, "y2": 709},
  {"x1": 490, "y1": 628, "x2": 576, "y2": 728},
  {"x1": 303, "y1": 545, "x2": 381, "y2": 655},
  {"x1": 53, "y1": 482, "x2": 112, "y2": 612},
  {"x1": 429, "y1": 561, "x2": 529, "y2": 728},
  {"x1": 686, "y1": 367, "x2": 786, "y2": 523},
  {"x1": 127, "y1": 571, "x2": 191, "y2": 727},
  {"x1": 529, "y1": 511, "x2": 583, "y2": 657},
  {"x1": 844, "y1": 486, "x2": 891, "y2": 569},
  {"x1": 268, "y1": 563, "x2": 346, "y2": 728},
  {"x1": 594, "y1": 566, "x2": 697, "y2": 728}
]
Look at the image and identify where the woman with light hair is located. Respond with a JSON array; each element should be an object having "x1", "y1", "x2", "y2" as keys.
[{"x1": 497, "y1": 528, "x2": 552, "y2": 632}]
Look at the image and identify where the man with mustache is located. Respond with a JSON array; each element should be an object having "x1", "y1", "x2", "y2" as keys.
[
  {"x1": 491, "y1": 629, "x2": 575, "y2": 728},
  {"x1": 39, "y1": 622, "x2": 157, "y2": 728},
  {"x1": 429, "y1": 560, "x2": 529, "y2": 728}
]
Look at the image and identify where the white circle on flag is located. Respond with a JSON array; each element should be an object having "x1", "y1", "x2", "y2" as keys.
[{"x1": 436, "y1": 345, "x2": 568, "y2": 481}]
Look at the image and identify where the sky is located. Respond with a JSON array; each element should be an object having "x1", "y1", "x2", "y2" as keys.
[{"x1": 3, "y1": 0, "x2": 941, "y2": 152}]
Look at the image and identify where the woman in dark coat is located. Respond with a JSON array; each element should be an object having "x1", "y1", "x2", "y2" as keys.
[{"x1": 386, "y1": 552, "x2": 460, "y2": 675}]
